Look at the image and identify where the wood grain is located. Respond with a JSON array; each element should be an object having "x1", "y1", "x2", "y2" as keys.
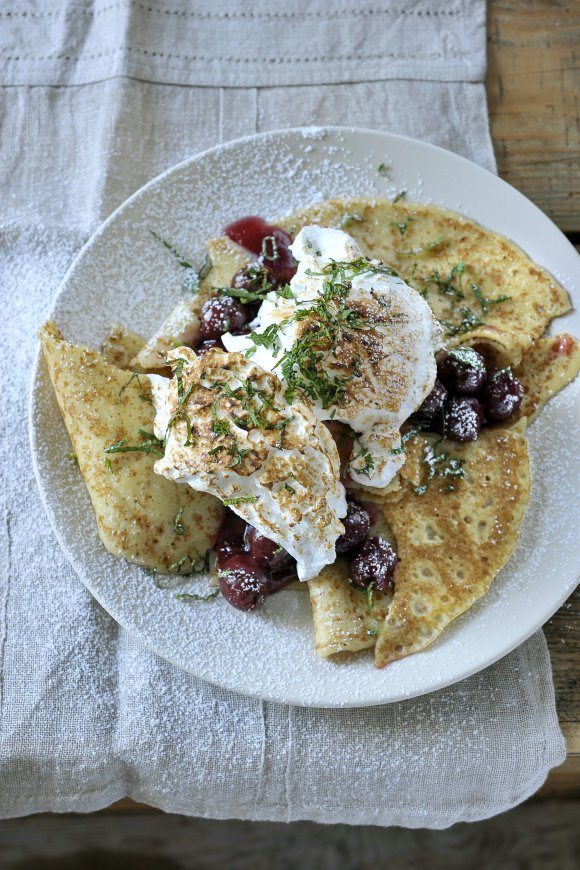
[
  {"x1": 2, "y1": 802, "x2": 580, "y2": 868},
  {"x1": 486, "y1": 1, "x2": 580, "y2": 234}
]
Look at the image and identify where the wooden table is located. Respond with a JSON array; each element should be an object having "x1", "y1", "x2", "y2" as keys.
[{"x1": 487, "y1": 0, "x2": 580, "y2": 796}]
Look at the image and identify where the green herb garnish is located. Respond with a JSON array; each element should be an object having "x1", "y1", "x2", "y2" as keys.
[
  {"x1": 349, "y1": 444, "x2": 376, "y2": 478},
  {"x1": 388, "y1": 423, "x2": 423, "y2": 455},
  {"x1": 377, "y1": 162, "x2": 388, "y2": 176},
  {"x1": 471, "y1": 282, "x2": 511, "y2": 313},
  {"x1": 441, "y1": 307, "x2": 484, "y2": 337},
  {"x1": 390, "y1": 218, "x2": 416, "y2": 235},
  {"x1": 104, "y1": 430, "x2": 165, "y2": 457},
  {"x1": 175, "y1": 590, "x2": 220, "y2": 603},
  {"x1": 151, "y1": 230, "x2": 212, "y2": 293},
  {"x1": 393, "y1": 190, "x2": 407, "y2": 203},
  {"x1": 173, "y1": 507, "x2": 185, "y2": 536},
  {"x1": 223, "y1": 495, "x2": 259, "y2": 507},
  {"x1": 366, "y1": 585, "x2": 379, "y2": 637},
  {"x1": 261, "y1": 235, "x2": 279, "y2": 262},
  {"x1": 402, "y1": 235, "x2": 447, "y2": 256},
  {"x1": 413, "y1": 442, "x2": 466, "y2": 496},
  {"x1": 117, "y1": 371, "x2": 141, "y2": 403},
  {"x1": 169, "y1": 549, "x2": 209, "y2": 575}
]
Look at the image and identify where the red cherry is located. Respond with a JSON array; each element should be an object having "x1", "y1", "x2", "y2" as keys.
[{"x1": 218, "y1": 553, "x2": 270, "y2": 612}]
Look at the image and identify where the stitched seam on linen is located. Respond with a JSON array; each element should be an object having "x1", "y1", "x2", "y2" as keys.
[
  {"x1": 0, "y1": 5, "x2": 461, "y2": 21},
  {"x1": 2, "y1": 46, "x2": 473, "y2": 64}
]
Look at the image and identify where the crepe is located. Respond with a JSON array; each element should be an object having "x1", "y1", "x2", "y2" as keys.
[
  {"x1": 40, "y1": 321, "x2": 222, "y2": 573},
  {"x1": 101, "y1": 325, "x2": 145, "y2": 370},
  {"x1": 514, "y1": 333, "x2": 580, "y2": 424},
  {"x1": 42, "y1": 194, "x2": 577, "y2": 664},
  {"x1": 308, "y1": 560, "x2": 391, "y2": 656},
  {"x1": 374, "y1": 423, "x2": 530, "y2": 667},
  {"x1": 280, "y1": 198, "x2": 571, "y2": 369},
  {"x1": 134, "y1": 196, "x2": 571, "y2": 376}
]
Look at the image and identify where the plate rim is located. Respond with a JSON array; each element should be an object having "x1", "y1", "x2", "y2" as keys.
[{"x1": 29, "y1": 125, "x2": 580, "y2": 707}]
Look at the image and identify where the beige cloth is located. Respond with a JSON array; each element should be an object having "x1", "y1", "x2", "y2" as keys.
[{"x1": 0, "y1": 0, "x2": 564, "y2": 826}]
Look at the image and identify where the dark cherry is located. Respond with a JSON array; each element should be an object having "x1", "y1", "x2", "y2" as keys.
[
  {"x1": 225, "y1": 216, "x2": 275, "y2": 255},
  {"x1": 230, "y1": 324, "x2": 252, "y2": 337},
  {"x1": 336, "y1": 499, "x2": 371, "y2": 555},
  {"x1": 196, "y1": 338, "x2": 224, "y2": 357},
  {"x1": 224, "y1": 216, "x2": 296, "y2": 284},
  {"x1": 215, "y1": 545, "x2": 242, "y2": 569},
  {"x1": 218, "y1": 553, "x2": 270, "y2": 612},
  {"x1": 443, "y1": 396, "x2": 484, "y2": 442},
  {"x1": 231, "y1": 263, "x2": 275, "y2": 293},
  {"x1": 416, "y1": 379, "x2": 448, "y2": 422},
  {"x1": 354, "y1": 496, "x2": 378, "y2": 526},
  {"x1": 437, "y1": 346, "x2": 487, "y2": 395},
  {"x1": 350, "y1": 536, "x2": 397, "y2": 592},
  {"x1": 258, "y1": 231, "x2": 296, "y2": 284},
  {"x1": 269, "y1": 561, "x2": 299, "y2": 593},
  {"x1": 243, "y1": 525, "x2": 291, "y2": 570},
  {"x1": 482, "y1": 368, "x2": 524, "y2": 421},
  {"x1": 214, "y1": 508, "x2": 248, "y2": 550},
  {"x1": 199, "y1": 296, "x2": 250, "y2": 340}
]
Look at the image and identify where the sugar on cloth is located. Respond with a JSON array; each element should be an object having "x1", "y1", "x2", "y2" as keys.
[{"x1": 0, "y1": 0, "x2": 565, "y2": 826}]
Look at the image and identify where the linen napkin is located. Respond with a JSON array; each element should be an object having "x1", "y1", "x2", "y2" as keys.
[{"x1": 0, "y1": 0, "x2": 565, "y2": 827}]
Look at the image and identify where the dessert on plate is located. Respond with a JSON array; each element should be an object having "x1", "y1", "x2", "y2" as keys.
[{"x1": 40, "y1": 196, "x2": 580, "y2": 667}]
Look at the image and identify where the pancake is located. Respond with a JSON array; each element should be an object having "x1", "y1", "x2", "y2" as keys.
[
  {"x1": 42, "y1": 195, "x2": 577, "y2": 664},
  {"x1": 374, "y1": 423, "x2": 530, "y2": 667},
  {"x1": 514, "y1": 333, "x2": 580, "y2": 424},
  {"x1": 308, "y1": 560, "x2": 391, "y2": 656},
  {"x1": 40, "y1": 321, "x2": 222, "y2": 573},
  {"x1": 134, "y1": 197, "x2": 572, "y2": 376},
  {"x1": 101, "y1": 325, "x2": 145, "y2": 370},
  {"x1": 279, "y1": 198, "x2": 571, "y2": 369}
]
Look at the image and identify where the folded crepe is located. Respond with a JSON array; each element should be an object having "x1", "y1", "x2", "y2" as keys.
[
  {"x1": 40, "y1": 321, "x2": 222, "y2": 573},
  {"x1": 374, "y1": 424, "x2": 530, "y2": 667}
]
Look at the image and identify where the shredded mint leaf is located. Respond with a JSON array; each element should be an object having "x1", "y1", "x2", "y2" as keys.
[
  {"x1": 413, "y1": 442, "x2": 466, "y2": 496},
  {"x1": 151, "y1": 230, "x2": 212, "y2": 293},
  {"x1": 402, "y1": 236, "x2": 447, "y2": 256},
  {"x1": 223, "y1": 495, "x2": 259, "y2": 506},
  {"x1": 104, "y1": 430, "x2": 165, "y2": 457},
  {"x1": 173, "y1": 507, "x2": 185, "y2": 536},
  {"x1": 390, "y1": 218, "x2": 416, "y2": 236},
  {"x1": 261, "y1": 235, "x2": 279, "y2": 262},
  {"x1": 117, "y1": 371, "x2": 141, "y2": 403},
  {"x1": 175, "y1": 590, "x2": 220, "y2": 602},
  {"x1": 471, "y1": 282, "x2": 511, "y2": 313},
  {"x1": 169, "y1": 549, "x2": 209, "y2": 575},
  {"x1": 441, "y1": 307, "x2": 484, "y2": 337}
]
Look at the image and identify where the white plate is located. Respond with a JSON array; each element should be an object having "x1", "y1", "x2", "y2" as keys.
[{"x1": 30, "y1": 127, "x2": 580, "y2": 707}]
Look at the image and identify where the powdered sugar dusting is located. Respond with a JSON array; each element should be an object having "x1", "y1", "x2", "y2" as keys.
[{"x1": 31, "y1": 128, "x2": 580, "y2": 707}]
